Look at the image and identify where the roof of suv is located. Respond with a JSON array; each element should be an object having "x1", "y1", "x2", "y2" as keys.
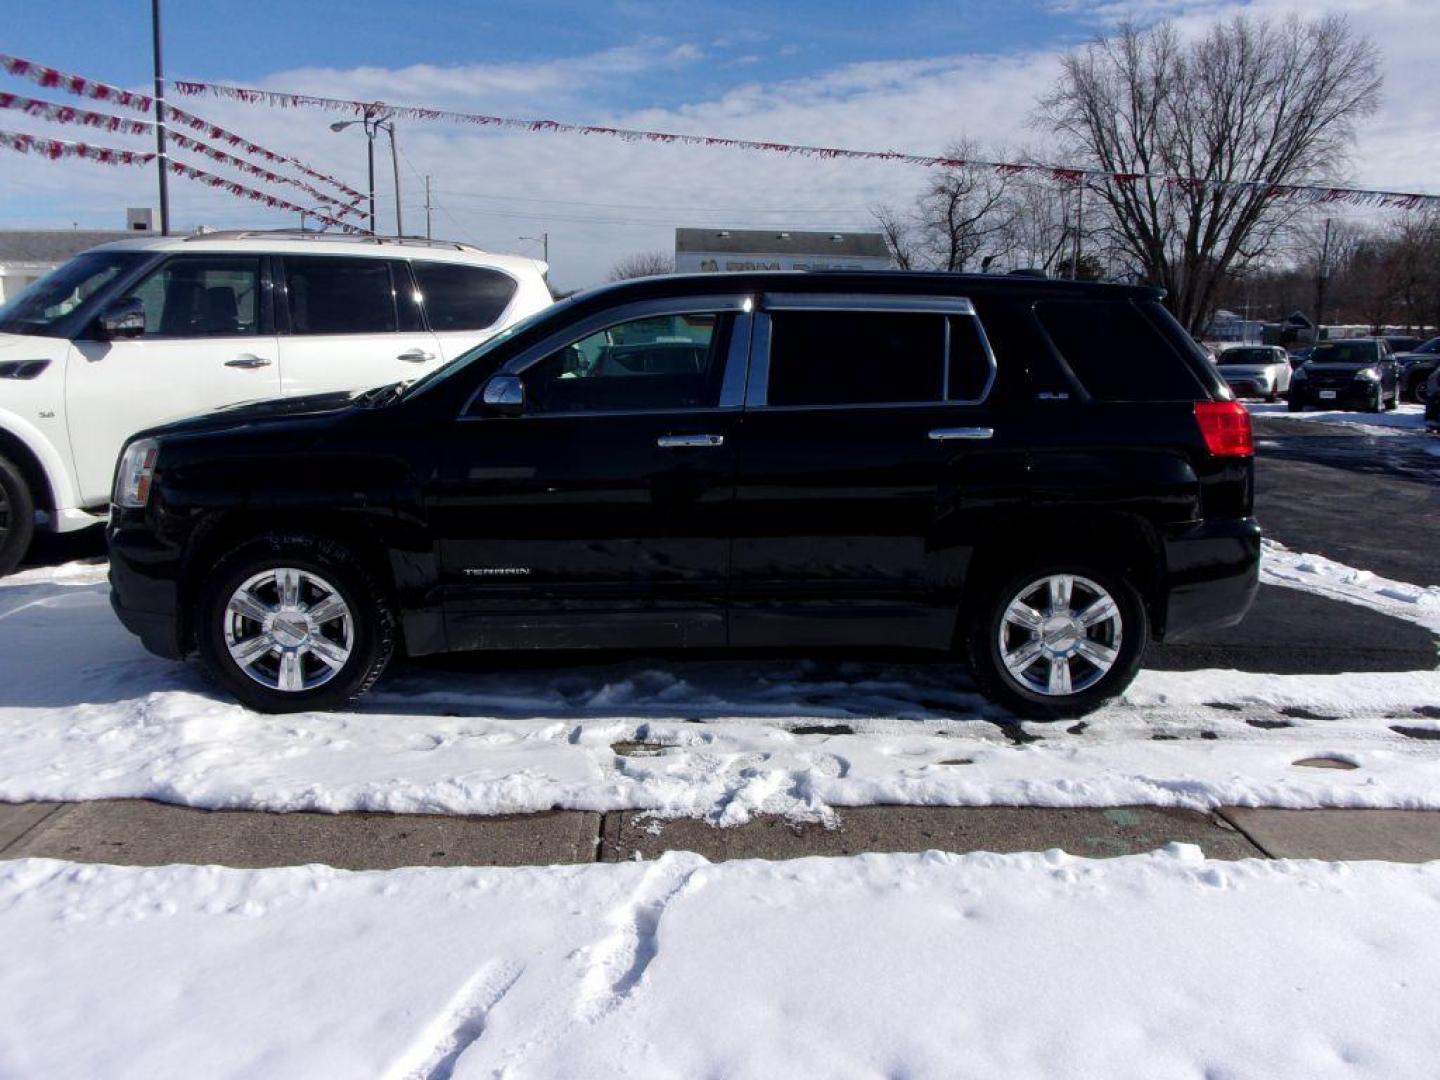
[
  {"x1": 567, "y1": 270, "x2": 1164, "y2": 310},
  {"x1": 87, "y1": 230, "x2": 547, "y2": 275}
]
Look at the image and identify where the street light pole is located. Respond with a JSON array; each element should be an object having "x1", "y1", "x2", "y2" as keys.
[
  {"x1": 150, "y1": 0, "x2": 170, "y2": 235},
  {"x1": 331, "y1": 104, "x2": 401, "y2": 236}
]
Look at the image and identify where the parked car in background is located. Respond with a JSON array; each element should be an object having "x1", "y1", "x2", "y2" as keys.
[
  {"x1": 1287, "y1": 346, "x2": 1314, "y2": 367},
  {"x1": 109, "y1": 271, "x2": 1260, "y2": 720},
  {"x1": 0, "y1": 230, "x2": 552, "y2": 575},
  {"x1": 1287, "y1": 337, "x2": 1399, "y2": 413},
  {"x1": 1395, "y1": 336, "x2": 1440, "y2": 402},
  {"x1": 1383, "y1": 334, "x2": 1424, "y2": 356},
  {"x1": 1215, "y1": 345, "x2": 1292, "y2": 401}
]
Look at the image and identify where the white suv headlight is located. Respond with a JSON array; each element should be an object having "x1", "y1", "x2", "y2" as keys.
[
  {"x1": 1354, "y1": 367, "x2": 1380, "y2": 382},
  {"x1": 114, "y1": 438, "x2": 160, "y2": 508}
]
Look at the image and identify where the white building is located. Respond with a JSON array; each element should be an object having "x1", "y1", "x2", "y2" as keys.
[{"x1": 675, "y1": 228, "x2": 892, "y2": 274}]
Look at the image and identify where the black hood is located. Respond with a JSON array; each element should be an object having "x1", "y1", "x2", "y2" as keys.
[{"x1": 137, "y1": 389, "x2": 364, "y2": 441}]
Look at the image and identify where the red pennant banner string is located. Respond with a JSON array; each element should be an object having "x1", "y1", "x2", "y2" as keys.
[
  {"x1": 0, "y1": 54, "x2": 152, "y2": 111},
  {"x1": 165, "y1": 103, "x2": 368, "y2": 206},
  {"x1": 164, "y1": 75, "x2": 1440, "y2": 212},
  {"x1": 0, "y1": 53, "x2": 366, "y2": 207},
  {"x1": 0, "y1": 92, "x2": 153, "y2": 135},
  {"x1": 167, "y1": 159, "x2": 365, "y2": 233},
  {"x1": 166, "y1": 130, "x2": 365, "y2": 219},
  {"x1": 0, "y1": 128, "x2": 154, "y2": 165}
]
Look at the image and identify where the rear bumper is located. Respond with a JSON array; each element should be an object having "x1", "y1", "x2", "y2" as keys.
[
  {"x1": 1159, "y1": 517, "x2": 1262, "y2": 641},
  {"x1": 107, "y1": 511, "x2": 186, "y2": 660}
]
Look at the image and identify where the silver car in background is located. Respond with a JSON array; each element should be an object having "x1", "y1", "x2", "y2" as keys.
[{"x1": 1216, "y1": 345, "x2": 1293, "y2": 402}]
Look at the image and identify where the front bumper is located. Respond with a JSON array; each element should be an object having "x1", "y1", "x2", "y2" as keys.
[
  {"x1": 108, "y1": 509, "x2": 186, "y2": 660},
  {"x1": 1221, "y1": 376, "x2": 1274, "y2": 399},
  {"x1": 1159, "y1": 517, "x2": 1262, "y2": 641},
  {"x1": 1289, "y1": 380, "x2": 1379, "y2": 409}
]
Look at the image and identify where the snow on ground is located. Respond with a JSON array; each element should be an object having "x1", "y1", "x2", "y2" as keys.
[
  {"x1": 1261, "y1": 537, "x2": 1440, "y2": 634},
  {"x1": 1247, "y1": 400, "x2": 1428, "y2": 435},
  {"x1": 2, "y1": 847, "x2": 1438, "y2": 1079},
  {"x1": 1, "y1": 549, "x2": 1437, "y2": 823}
]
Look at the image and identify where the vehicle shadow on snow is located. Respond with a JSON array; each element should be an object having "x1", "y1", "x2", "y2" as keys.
[{"x1": 374, "y1": 647, "x2": 1023, "y2": 735}]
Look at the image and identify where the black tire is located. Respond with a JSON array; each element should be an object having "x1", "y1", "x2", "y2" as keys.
[
  {"x1": 1286, "y1": 398, "x2": 1304, "y2": 413},
  {"x1": 0, "y1": 454, "x2": 36, "y2": 578},
  {"x1": 195, "y1": 532, "x2": 396, "y2": 713},
  {"x1": 1385, "y1": 387, "x2": 1399, "y2": 411},
  {"x1": 966, "y1": 561, "x2": 1149, "y2": 721}
]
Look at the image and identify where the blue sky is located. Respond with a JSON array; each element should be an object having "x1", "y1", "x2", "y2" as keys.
[
  {"x1": 7, "y1": 0, "x2": 1079, "y2": 111},
  {"x1": 2, "y1": 0, "x2": 1436, "y2": 287}
]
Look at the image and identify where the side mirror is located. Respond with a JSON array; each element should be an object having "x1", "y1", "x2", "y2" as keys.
[
  {"x1": 481, "y1": 373, "x2": 525, "y2": 416},
  {"x1": 96, "y1": 297, "x2": 145, "y2": 340}
]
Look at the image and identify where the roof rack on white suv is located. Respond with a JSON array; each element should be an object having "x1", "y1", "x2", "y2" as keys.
[{"x1": 184, "y1": 229, "x2": 485, "y2": 253}]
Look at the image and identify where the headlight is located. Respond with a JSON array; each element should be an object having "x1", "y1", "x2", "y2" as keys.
[
  {"x1": 1291, "y1": 366, "x2": 1308, "y2": 381},
  {"x1": 113, "y1": 438, "x2": 159, "y2": 508},
  {"x1": 1354, "y1": 367, "x2": 1380, "y2": 382}
]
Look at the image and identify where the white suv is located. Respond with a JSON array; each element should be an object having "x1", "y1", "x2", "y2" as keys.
[{"x1": 0, "y1": 230, "x2": 552, "y2": 574}]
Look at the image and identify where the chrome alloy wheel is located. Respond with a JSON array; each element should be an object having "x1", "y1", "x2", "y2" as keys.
[
  {"x1": 222, "y1": 567, "x2": 354, "y2": 693},
  {"x1": 997, "y1": 574, "x2": 1122, "y2": 697}
]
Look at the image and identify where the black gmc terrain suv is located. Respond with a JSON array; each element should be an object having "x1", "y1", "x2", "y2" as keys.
[{"x1": 109, "y1": 272, "x2": 1260, "y2": 718}]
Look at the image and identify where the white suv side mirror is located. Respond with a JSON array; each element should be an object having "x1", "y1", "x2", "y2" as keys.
[{"x1": 95, "y1": 298, "x2": 146, "y2": 340}]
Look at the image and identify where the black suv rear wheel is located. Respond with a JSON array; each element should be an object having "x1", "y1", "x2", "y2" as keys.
[
  {"x1": 967, "y1": 562, "x2": 1148, "y2": 720},
  {"x1": 195, "y1": 533, "x2": 396, "y2": 713},
  {"x1": 0, "y1": 455, "x2": 35, "y2": 578}
]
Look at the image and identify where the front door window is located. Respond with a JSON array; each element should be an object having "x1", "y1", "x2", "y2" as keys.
[{"x1": 523, "y1": 312, "x2": 731, "y2": 414}]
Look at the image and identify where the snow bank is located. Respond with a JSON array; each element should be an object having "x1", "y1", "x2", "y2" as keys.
[
  {"x1": 1247, "y1": 400, "x2": 1428, "y2": 435},
  {"x1": 1261, "y1": 538, "x2": 1440, "y2": 635},
  {"x1": 2, "y1": 556, "x2": 1438, "y2": 822},
  {"x1": 2, "y1": 849, "x2": 1437, "y2": 1079}
]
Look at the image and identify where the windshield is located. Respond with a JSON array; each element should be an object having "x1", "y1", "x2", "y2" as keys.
[
  {"x1": 0, "y1": 251, "x2": 146, "y2": 337},
  {"x1": 1219, "y1": 348, "x2": 1275, "y2": 365},
  {"x1": 401, "y1": 298, "x2": 572, "y2": 399},
  {"x1": 1310, "y1": 341, "x2": 1378, "y2": 365}
]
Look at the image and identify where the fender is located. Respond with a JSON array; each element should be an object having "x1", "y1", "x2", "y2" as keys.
[{"x1": 0, "y1": 403, "x2": 83, "y2": 523}]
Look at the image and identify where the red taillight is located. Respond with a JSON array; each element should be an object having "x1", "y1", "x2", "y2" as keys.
[{"x1": 1194, "y1": 400, "x2": 1253, "y2": 457}]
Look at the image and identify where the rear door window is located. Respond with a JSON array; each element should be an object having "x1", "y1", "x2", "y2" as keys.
[
  {"x1": 1035, "y1": 300, "x2": 1205, "y2": 401},
  {"x1": 413, "y1": 262, "x2": 518, "y2": 332},
  {"x1": 284, "y1": 257, "x2": 397, "y2": 335},
  {"x1": 766, "y1": 309, "x2": 992, "y2": 407}
]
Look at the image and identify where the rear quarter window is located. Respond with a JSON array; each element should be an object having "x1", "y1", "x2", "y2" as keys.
[
  {"x1": 1035, "y1": 299, "x2": 1206, "y2": 402},
  {"x1": 413, "y1": 262, "x2": 518, "y2": 332}
]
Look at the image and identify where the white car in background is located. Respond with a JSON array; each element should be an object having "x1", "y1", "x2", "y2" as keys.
[
  {"x1": 0, "y1": 231, "x2": 552, "y2": 574},
  {"x1": 1214, "y1": 344, "x2": 1293, "y2": 402}
]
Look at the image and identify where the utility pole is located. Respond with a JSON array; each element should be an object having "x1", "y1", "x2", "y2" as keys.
[
  {"x1": 520, "y1": 232, "x2": 549, "y2": 278},
  {"x1": 1314, "y1": 217, "x2": 1333, "y2": 333},
  {"x1": 151, "y1": 0, "x2": 170, "y2": 235},
  {"x1": 424, "y1": 175, "x2": 432, "y2": 240},
  {"x1": 1071, "y1": 182, "x2": 1084, "y2": 280}
]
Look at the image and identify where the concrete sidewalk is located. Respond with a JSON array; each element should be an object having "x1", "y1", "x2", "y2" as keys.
[{"x1": 4, "y1": 799, "x2": 1438, "y2": 868}]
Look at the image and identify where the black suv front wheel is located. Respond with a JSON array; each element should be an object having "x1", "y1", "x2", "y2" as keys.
[
  {"x1": 195, "y1": 533, "x2": 396, "y2": 713},
  {"x1": 967, "y1": 563, "x2": 1148, "y2": 720}
]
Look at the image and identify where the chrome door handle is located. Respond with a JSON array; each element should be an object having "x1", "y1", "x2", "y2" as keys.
[
  {"x1": 225, "y1": 354, "x2": 272, "y2": 368},
  {"x1": 397, "y1": 349, "x2": 435, "y2": 362},
  {"x1": 657, "y1": 434, "x2": 724, "y2": 448},
  {"x1": 929, "y1": 427, "x2": 993, "y2": 441}
]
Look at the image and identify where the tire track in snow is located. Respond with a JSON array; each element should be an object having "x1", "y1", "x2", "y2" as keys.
[
  {"x1": 391, "y1": 960, "x2": 524, "y2": 1080},
  {"x1": 576, "y1": 855, "x2": 703, "y2": 1023}
]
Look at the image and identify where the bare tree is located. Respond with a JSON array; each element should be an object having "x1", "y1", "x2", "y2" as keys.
[
  {"x1": 871, "y1": 203, "x2": 916, "y2": 270},
  {"x1": 1038, "y1": 14, "x2": 1381, "y2": 334},
  {"x1": 915, "y1": 141, "x2": 1017, "y2": 272},
  {"x1": 608, "y1": 251, "x2": 673, "y2": 281}
]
